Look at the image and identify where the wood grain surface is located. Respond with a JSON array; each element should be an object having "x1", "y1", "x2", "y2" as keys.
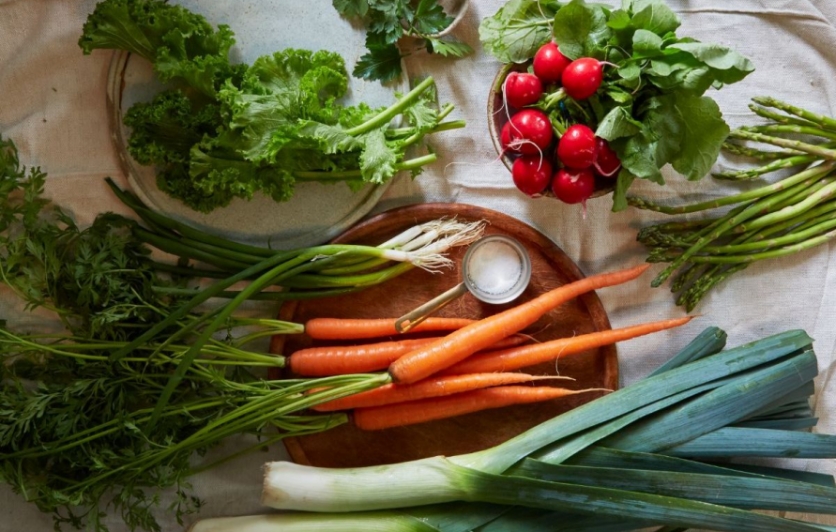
[{"x1": 270, "y1": 203, "x2": 618, "y2": 468}]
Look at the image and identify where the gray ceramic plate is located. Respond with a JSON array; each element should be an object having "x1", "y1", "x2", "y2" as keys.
[{"x1": 107, "y1": 0, "x2": 408, "y2": 248}]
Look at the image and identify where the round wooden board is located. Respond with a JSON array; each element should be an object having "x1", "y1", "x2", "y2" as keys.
[{"x1": 271, "y1": 203, "x2": 618, "y2": 468}]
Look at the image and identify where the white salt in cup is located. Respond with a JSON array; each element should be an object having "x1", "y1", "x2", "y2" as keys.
[{"x1": 395, "y1": 235, "x2": 532, "y2": 332}]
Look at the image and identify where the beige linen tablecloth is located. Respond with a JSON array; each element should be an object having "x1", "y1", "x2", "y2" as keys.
[{"x1": 2, "y1": 0, "x2": 836, "y2": 530}]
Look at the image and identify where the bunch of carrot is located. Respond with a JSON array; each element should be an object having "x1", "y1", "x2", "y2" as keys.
[{"x1": 285, "y1": 263, "x2": 693, "y2": 430}]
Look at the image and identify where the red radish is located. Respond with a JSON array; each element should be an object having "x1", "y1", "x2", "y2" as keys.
[
  {"x1": 594, "y1": 137, "x2": 622, "y2": 178},
  {"x1": 503, "y1": 72, "x2": 544, "y2": 108},
  {"x1": 552, "y1": 168, "x2": 595, "y2": 204},
  {"x1": 533, "y1": 42, "x2": 572, "y2": 84},
  {"x1": 512, "y1": 156, "x2": 553, "y2": 197},
  {"x1": 501, "y1": 109, "x2": 554, "y2": 155},
  {"x1": 557, "y1": 124, "x2": 597, "y2": 169},
  {"x1": 562, "y1": 57, "x2": 604, "y2": 100}
]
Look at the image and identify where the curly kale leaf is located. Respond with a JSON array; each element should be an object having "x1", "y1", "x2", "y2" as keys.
[
  {"x1": 219, "y1": 49, "x2": 350, "y2": 162},
  {"x1": 124, "y1": 90, "x2": 222, "y2": 166},
  {"x1": 79, "y1": 1, "x2": 459, "y2": 213},
  {"x1": 78, "y1": 0, "x2": 237, "y2": 96},
  {"x1": 154, "y1": 162, "x2": 234, "y2": 213}
]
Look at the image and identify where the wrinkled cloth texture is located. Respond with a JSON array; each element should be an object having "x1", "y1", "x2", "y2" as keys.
[{"x1": 2, "y1": 0, "x2": 836, "y2": 530}]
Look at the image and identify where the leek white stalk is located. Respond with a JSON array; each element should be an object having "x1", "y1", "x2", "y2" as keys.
[
  {"x1": 261, "y1": 458, "x2": 470, "y2": 512},
  {"x1": 189, "y1": 512, "x2": 437, "y2": 532}
]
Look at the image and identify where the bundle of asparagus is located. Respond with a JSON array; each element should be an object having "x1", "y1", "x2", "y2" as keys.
[{"x1": 630, "y1": 98, "x2": 836, "y2": 311}]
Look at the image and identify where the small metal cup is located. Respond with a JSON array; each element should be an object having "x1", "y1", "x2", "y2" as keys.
[{"x1": 395, "y1": 235, "x2": 532, "y2": 333}]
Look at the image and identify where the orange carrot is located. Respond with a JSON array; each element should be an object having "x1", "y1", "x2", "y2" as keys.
[
  {"x1": 304, "y1": 317, "x2": 475, "y2": 340},
  {"x1": 289, "y1": 335, "x2": 530, "y2": 377},
  {"x1": 289, "y1": 338, "x2": 438, "y2": 376},
  {"x1": 352, "y1": 386, "x2": 610, "y2": 431},
  {"x1": 442, "y1": 316, "x2": 693, "y2": 375},
  {"x1": 312, "y1": 372, "x2": 563, "y2": 412},
  {"x1": 388, "y1": 263, "x2": 651, "y2": 384}
]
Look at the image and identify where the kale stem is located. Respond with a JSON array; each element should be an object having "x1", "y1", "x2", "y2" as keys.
[
  {"x1": 345, "y1": 76, "x2": 435, "y2": 136},
  {"x1": 293, "y1": 153, "x2": 437, "y2": 180}
]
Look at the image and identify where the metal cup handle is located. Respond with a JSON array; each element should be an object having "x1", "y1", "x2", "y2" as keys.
[{"x1": 394, "y1": 282, "x2": 470, "y2": 333}]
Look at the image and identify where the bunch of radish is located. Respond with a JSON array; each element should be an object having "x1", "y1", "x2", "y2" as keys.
[{"x1": 499, "y1": 42, "x2": 622, "y2": 205}]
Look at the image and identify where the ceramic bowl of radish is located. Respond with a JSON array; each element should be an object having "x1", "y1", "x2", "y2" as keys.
[{"x1": 488, "y1": 42, "x2": 621, "y2": 205}]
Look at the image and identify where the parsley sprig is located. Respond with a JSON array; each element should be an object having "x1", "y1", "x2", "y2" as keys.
[
  {"x1": 334, "y1": 0, "x2": 473, "y2": 83},
  {"x1": 0, "y1": 136, "x2": 191, "y2": 341}
]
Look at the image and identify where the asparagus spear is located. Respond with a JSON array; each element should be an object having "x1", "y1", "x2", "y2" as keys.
[{"x1": 633, "y1": 97, "x2": 836, "y2": 310}]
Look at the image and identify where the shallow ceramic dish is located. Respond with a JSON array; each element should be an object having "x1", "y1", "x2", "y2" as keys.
[
  {"x1": 270, "y1": 203, "x2": 618, "y2": 468},
  {"x1": 487, "y1": 63, "x2": 616, "y2": 199},
  {"x1": 107, "y1": 0, "x2": 409, "y2": 248}
]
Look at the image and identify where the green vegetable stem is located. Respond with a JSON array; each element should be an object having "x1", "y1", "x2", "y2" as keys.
[
  {"x1": 631, "y1": 97, "x2": 836, "y2": 311},
  {"x1": 79, "y1": 0, "x2": 465, "y2": 213}
]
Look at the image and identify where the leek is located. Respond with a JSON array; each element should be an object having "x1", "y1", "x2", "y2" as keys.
[
  {"x1": 187, "y1": 512, "x2": 439, "y2": 532},
  {"x1": 191, "y1": 328, "x2": 836, "y2": 532},
  {"x1": 255, "y1": 331, "x2": 836, "y2": 531}
]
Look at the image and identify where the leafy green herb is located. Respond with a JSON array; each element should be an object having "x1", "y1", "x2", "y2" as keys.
[
  {"x1": 80, "y1": 0, "x2": 464, "y2": 213},
  {"x1": 480, "y1": 0, "x2": 755, "y2": 210},
  {"x1": 0, "y1": 136, "x2": 190, "y2": 341},
  {"x1": 0, "y1": 133, "x2": 485, "y2": 531},
  {"x1": 333, "y1": 0, "x2": 473, "y2": 82},
  {"x1": 78, "y1": 0, "x2": 241, "y2": 97},
  {"x1": 0, "y1": 322, "x2": 383, "y2": 532}
]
